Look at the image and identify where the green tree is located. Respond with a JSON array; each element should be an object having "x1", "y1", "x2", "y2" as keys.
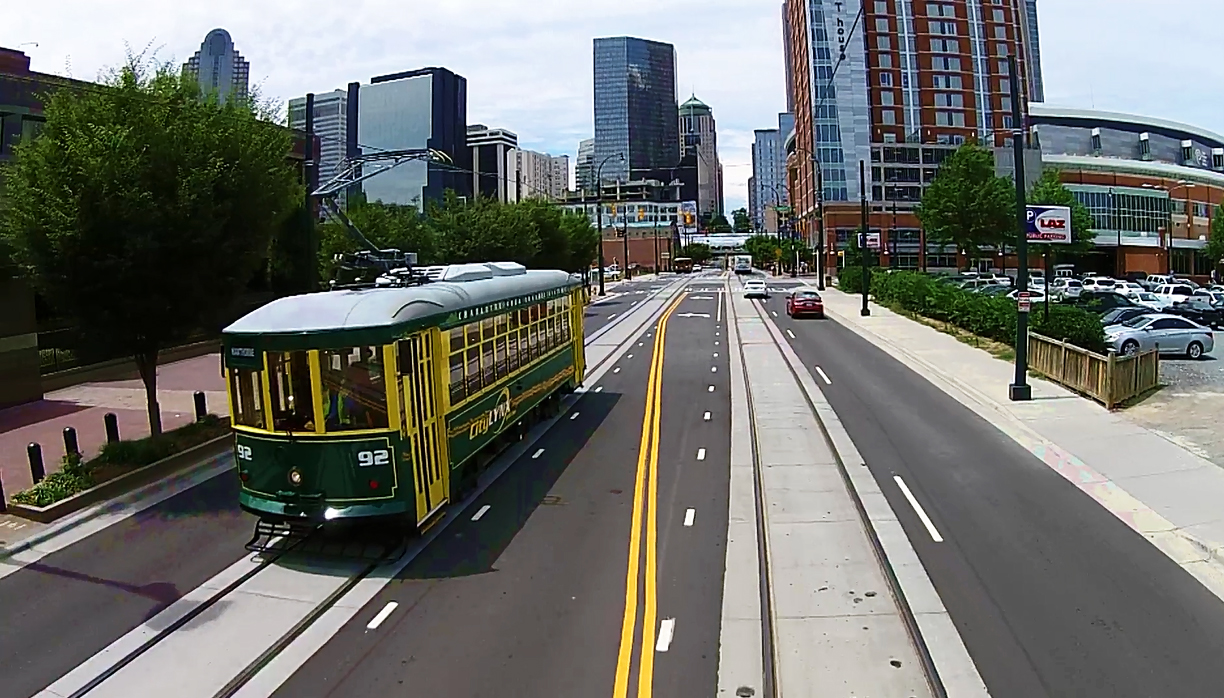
[
  {"x1": 1206, "y1": 204, "x2": 1224, "y2": 277},
  {"x1": 732, "y1": 208, "x2": 751, "y2": 233},
  {"x1": 916, "y1": 142, "x2": 1015, "y2": 264},
  {"x1": 743, "y1": 234, "x2": 779, "y2": 268},
  {"x1": 707, "y1": 212, "x2": 733, "y2": 233},
  {"x1": 1, "y1": 56, "x2": 300, "y2": 435},
  {"x1": 269, "y1": 203, "x2": 318, "y2": 295},
  {"x1": 559, "y1": 209, "x2": 599, "y2": 273},
  {"x1": 680, "y1": 243, "x2": 712, "y2": 264},
  {"x1": 1024, "y1": 168, "x2": 1097, "y2": 271}
]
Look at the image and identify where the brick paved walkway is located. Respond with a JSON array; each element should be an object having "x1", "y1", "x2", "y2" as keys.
[{"x1": 0, "y1": 354, "x2": 228, "y2": 497}]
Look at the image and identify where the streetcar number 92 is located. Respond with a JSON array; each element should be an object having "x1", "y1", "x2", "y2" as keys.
[
  {"x1": 236, "y1": 445, "x2": 253, "y2": 461},
  {"x1": 358, "y1": 449, "x2": 391, "y2": 467}
]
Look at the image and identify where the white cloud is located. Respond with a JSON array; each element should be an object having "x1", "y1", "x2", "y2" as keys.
[{"x1": 6, "y1": 0, "x2": 1221, "y2": 214}]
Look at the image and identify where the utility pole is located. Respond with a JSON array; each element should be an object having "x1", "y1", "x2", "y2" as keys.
[
  {"x1": 815, "y1": 159, "x2": 826, "y2": 290},
  {"x1": 859, "y1": 160, "x2": 870, "y2": 317},
  {"x1": 1007, "y1": 53, "x2": 1032, "y2": 402}
]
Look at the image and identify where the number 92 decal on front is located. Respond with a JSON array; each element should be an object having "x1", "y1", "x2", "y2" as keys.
[{"x1": 357, "y1": 449, "x2": 391, "y2": 467}]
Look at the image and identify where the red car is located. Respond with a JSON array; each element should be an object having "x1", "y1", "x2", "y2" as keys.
[{"x1": 786, "y1": 289, "x2": 824, "y2": 318}]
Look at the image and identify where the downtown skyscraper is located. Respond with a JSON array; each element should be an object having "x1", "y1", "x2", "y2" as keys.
[
  {"x1": 183, "y1": 29, "x2": 250, "y2": 105},
  {"x1": 592, "y1": 37, "x2": 680, "y2": 185}
]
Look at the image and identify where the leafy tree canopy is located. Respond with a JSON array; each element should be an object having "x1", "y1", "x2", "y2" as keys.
[
  {"x1": 1025, "y1": 168, "x2": 1097, "y2": 257},
  {"x1": 317, "y1": 193, "x2": 599, "y2": 279},
  {"x1": 1207, "y1": 205, "x2": 1224, "y2": 273},
  {"x1": 679, "y1": 243, "x2": 712, "y2": 264},
  {"x1": 916, "y1": 142, "x2": 1015, "y2": 259},
  {"x1": 0, "y1": 53, "x2": 300, "y2": 434},
  {"x1": 707, "y1": 213, "x2": 733, "y2": 233},
  {"x1": 732, "y1": 208, "x2": 751, "y2": 233}
]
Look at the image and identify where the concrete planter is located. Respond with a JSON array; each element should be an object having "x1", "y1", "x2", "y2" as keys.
[{"x1": 7, "y1": 432, "x2": 233, "y2": 524}]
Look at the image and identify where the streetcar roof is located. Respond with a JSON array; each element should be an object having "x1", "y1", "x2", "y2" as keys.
[{"x1": 222, "y1": 262, "x2": 580, "y2": 352}]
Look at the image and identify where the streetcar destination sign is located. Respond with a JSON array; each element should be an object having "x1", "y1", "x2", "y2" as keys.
[{"x1": 1026, "y1": 205, "x2": 1073, "y2": 244}]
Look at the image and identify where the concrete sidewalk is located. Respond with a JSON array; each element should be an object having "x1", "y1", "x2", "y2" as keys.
[
  {"x1": 0, "y1": 354, "x2": 228, "y2": 495},
  {"x1": 817, "y1": 286, "x2": 1224, "y2": 597},
  {"x1": 724, "y1": 289, "x2": 935, "y2": 696}
]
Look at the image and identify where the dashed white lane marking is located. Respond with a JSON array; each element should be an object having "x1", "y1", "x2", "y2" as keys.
[
  {"x1": 609, "y1": 314, "x2": 618, "y2": 319},
  {"x1": 684, "y1": 509, "x2": 696, "y2": 527},
  {"x1": 713, "y1": 352, "x2": 719, "y2": 358},
  {"x1": 471, "y1": 505, "x2": 492, "y2": 521},
  {"x1": 894, "y1": 475, "x2": 944, "y2": 543},
  {"x1": 594, "y1": 386, "x2": 604, "y2": 393},
  {"x1": 533, "y1": 449, "x2": 545, "y2": 459},
  {"x1": 639, "y1": 342, "x2": 644, "y2": 347},
  {"x1": 772, "y1": 311, "x2": 778, "y2": 317},
  {"x1": 711, "y1": 366, "x2": 718, "y2": 373},
  {"x1": 815, "y1": 367, "x2": 832, "y2": 385},
  {"x1": 570, "y1": 412, "x2": 581, "y2": 420},
  {"x1": 656, "y1": 618, "x2": 676, "y2": 652},
  {"x1": 614, "y1": 367, "x2": 621, "y2": 374},
  {"x1": 708, "y1": 386, "x2": 715, "y2": 393},
  {"x1": 697, "y1": 448, "x2": 707, "y2": 461},
  {"x1": 786, "y1": 329, "x2": 796, "y2": 339},
  {"x1": 704, "y1": 412, "x2": 711, "y2": 421},
  {"x1": 367, "y1": 602, "x2": 399, "y2": 630},
  {"x1": 715, "y1": 332, "x2": 721, "y2": 337},
  {"x1": 628, "y1": 354, "x2": 634, "y2": 358},
  {"x1": 715, "y1": 341, "x2": 720, "y2": 346}
]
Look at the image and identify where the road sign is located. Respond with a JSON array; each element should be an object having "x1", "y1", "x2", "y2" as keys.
[
  {"x1": 1017, "y1": 292, "x2": 1032, "y2": 313},
  {"x1": 1026, "y1": 205, "x2": 1072, "y2": 243},
  {"x1": 776, "y1": 205, "x2": 793, "y2": 214},
  {"x1": 858, "y1": 232, "x2": 882, "y2": 250}
]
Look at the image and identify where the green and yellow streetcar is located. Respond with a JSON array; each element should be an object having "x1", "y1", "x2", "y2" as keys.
[{"x1": 221, "y1": 260, "x2": 586, "y2": 547}]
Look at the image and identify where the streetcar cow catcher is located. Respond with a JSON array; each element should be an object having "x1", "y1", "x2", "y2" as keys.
[{"x1": 221, "y1": 260, "x2": 587, "y2": 549}]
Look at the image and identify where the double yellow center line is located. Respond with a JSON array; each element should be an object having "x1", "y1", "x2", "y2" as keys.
[{"x1": 613, "y1": 292, "x2": 686, "y2": 698}]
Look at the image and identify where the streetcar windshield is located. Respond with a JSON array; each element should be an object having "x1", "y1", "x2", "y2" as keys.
[
  {"x1": 267, "y1": 351, "x2": 316, "y2": 432},
  {"x1": 229, "y1": 368, "x2": 265, "y2": 429},
  {"x1": 319, "y1": 346, "x2": 390, "y2": 432}
]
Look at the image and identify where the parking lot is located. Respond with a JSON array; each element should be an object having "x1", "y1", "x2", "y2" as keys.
[{"x1": 1126, "y1": 344, "x2": 1224, "y2": 468}]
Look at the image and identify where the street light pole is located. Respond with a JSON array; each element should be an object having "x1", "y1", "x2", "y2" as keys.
[
  {"x1": 1007, "y1": 53, "x2": 1032, "y2": 402},
  {"x1": 859, "y1": 160, "x2": 870, "y2": 317},
  {"x1": 594, "y1": 153, "x2": 625, "y2": 296},
  {"x1": 815, "y1": 158, "x2": 826, "y2": 290}
]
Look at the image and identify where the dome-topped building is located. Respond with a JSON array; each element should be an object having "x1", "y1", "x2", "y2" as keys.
[
  {"x1": 679, "y1": 93, "x2": 724, "y2": 217},
  {"x1": 183, "y1": 29, "x2": 250, "y2": 105}
]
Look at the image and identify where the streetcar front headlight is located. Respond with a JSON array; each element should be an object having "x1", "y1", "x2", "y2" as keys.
[{"x1": 288, "y1": 468, "x2": 303, "y2": 486}]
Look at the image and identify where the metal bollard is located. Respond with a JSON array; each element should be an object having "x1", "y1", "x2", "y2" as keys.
[
  {"x1": 28, "y1": 443, "x2": 45, "y2": 484},
  {"x1": 63, "y1": 426, "x2": 80, "y2": 457},
  {"x1": 104, "y1": 413, "x2": 120, "y2": 443},
  {"x1": 194, "y1": 391, "x2": 207, "y2": 422}
]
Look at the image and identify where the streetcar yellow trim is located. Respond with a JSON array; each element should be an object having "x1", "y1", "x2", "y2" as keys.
[{"x1": 308, "y1": 350, "x2": 325, "y2": 434}]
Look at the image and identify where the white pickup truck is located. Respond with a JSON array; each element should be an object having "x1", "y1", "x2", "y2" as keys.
[{"x1": 1152, "y1": 283, "x2": 1195, "y2": 308}]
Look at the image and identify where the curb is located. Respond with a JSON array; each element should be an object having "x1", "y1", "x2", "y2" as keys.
[{"x1": 0, "y1": 449, "x2": 232, "y2": 560}]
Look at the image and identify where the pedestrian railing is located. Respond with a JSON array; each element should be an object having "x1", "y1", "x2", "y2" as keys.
[{"x1": 1028, "y1": 332, "x2": 1160, "y2": 409}]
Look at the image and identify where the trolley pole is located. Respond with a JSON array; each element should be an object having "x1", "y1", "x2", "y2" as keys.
[
  {"x1": 1007, "y1": 53, "x2": 1033, "y2": 402},
  {"x1": 594, "y1": 153, "x2": 624, "y2": 296}
]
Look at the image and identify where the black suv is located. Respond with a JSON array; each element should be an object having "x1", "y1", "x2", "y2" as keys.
[{"x1": 1068, "y1": 291, "x2": 1141, "y2": 314}]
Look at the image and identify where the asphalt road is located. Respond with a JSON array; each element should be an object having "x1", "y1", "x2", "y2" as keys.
[
  {"x1": 768, "y1": 295, "x2": 1224, "y2": 697},
  {"x1": 584, "y1": 277, "x2": 679, "y2": 337},
  {"x1": 272, "y1": 285, "x2": 731, "y2": 698},
  {"x1": 0, "y1": 472, "x2": 253, "y2": 698}
]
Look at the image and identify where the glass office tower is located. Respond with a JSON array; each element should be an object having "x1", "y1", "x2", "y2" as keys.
[{"x1": 593, "y1": 37, "x2": 680, "y2": 184}]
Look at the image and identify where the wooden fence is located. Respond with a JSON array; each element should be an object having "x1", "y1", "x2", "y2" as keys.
[{"x1": 1028, "y1": 332, "x2": 1161, "y2": 408}]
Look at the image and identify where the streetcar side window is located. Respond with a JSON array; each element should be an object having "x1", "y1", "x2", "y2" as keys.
[
  {"x1": 229, "y1": 368, "x2": 265, "y2": 429},
  {"x1": 318, "y1": 346, "x2": 389, "y2": 432},
  {"x1": 267, "y1": 352, "x2": 317, "y2": 432},
  {"x1": 444, "y1": 295, "x2": 577, "y2": 406}
]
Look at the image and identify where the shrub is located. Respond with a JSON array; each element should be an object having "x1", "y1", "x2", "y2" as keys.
[
  {"x1": 867, "y1": 271, "x2": 1106, "y2": 354},
  {"x1": 9, "y1": 415, "x2": 230, "y2": 508}
]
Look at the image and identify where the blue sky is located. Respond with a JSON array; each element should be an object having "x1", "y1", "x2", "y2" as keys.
[{"x1": 5, "y1": 0, "x2": 1222, "y2": 213}]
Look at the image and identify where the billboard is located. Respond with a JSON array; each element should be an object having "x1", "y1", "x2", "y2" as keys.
[
  {"x1": 678, "y1": 201, "x2": 699, "y2": 237},
  {"x1": 1026, "y1": 205, "x2": 1073, "y2": 244}
]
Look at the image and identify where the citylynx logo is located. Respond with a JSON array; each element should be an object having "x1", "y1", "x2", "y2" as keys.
[
  {"x1": 230, "y1": 347, "x2": 256, "y2": 359},
  {"x1": 469, "y1": 388, "x2": 515, "y2": 440}
]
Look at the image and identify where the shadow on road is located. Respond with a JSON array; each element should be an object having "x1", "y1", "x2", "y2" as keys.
[{"x1": 396, "y1": 392, "x2": 622, "y2": 580}]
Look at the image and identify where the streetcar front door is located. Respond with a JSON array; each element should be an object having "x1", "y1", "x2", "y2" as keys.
[{"x1": 399, "y1": 332, "x2": 448, "y2": 525}]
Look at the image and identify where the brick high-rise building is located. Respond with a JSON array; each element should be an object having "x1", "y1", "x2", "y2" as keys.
[{"x1": 784, "y1": 0, "x2": 1043, "y2": 274}]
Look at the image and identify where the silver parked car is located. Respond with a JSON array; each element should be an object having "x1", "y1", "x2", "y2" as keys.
[{"x1": 1104, "y1": 313, "x2": 1214, "y2": 359}]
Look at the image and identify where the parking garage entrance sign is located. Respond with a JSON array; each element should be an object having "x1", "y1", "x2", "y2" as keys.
[{"x1": 1026, "y1": 205, "x2": 1073, "y2": 244}]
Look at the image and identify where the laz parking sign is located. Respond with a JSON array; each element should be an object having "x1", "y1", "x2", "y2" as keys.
[{"x1": 1025, "y1": 205, "x2": 1072, "y2": 244}]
